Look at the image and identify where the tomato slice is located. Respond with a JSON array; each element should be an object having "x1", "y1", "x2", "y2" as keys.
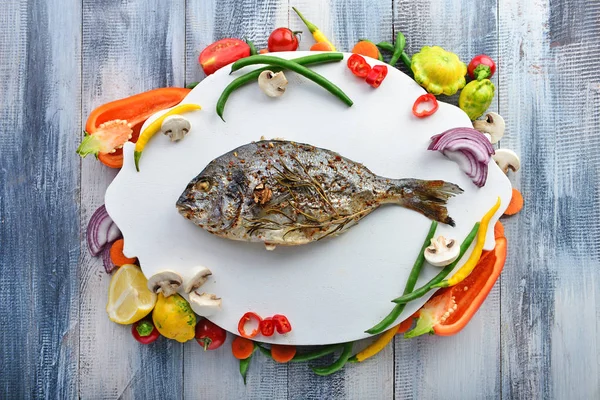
[
  {"x1": 199, "y1": 38, "x2": 251, "y2": 75},
  {"x1": 238, "y1": 312, "x2": 262, "y2": 338},
  {"x1": 272, "y1": 314, "x2": 292, "y2": 334}
]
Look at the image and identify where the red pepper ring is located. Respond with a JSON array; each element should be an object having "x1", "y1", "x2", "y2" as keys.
[
  {"x1": 365, "y1": 65, "x2": 388, "y2": 88},
  {"x1": 347, "y1": 54, "x2": 372, "y2": 78},
  {"x1": 238, "y1": 312, "x2": 263, "y2": 338},
  {"x1": 260, "y1": 317, "x2": 275, "y2": 337},
  {"x1": 273, "y1": 314, "x2": 292, "y2": 334},
  {"x1": 412, "y1": 93, "x2": 439, "y2": 118}
]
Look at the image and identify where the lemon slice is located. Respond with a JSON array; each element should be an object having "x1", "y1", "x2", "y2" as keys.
[{"x1": 106, "y1": 264, "x2": 156, "y2": 324}]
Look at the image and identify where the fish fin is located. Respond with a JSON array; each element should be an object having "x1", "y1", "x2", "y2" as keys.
[{"x1": 391, "y1": 180, "x2": 463, "y2": 226}]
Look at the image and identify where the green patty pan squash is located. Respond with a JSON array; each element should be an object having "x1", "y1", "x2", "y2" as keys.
[{"x1": 411, "y1": 46, "x2": 467, "y2": 96}]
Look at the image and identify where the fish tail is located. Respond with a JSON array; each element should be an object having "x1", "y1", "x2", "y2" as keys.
[{"x1": 388, "y1": 179, "x2": 463, "y2": 226}]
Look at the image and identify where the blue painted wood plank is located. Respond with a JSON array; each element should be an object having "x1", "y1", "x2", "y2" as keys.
[{"x1": 0, "y1": 0, "x2": 81, "y2": 398}]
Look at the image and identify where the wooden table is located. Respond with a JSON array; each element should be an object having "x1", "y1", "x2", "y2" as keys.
[{"x1": 2, "y1": 0, "x2": 599, "y2": 398}]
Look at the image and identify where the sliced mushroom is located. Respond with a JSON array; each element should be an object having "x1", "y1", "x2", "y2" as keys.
[
  {"x1": 188, "y1": 292, "x2": 222, "y2": 317},
  {"x1": 184, "y1": 266, "x2": 213, "y2": 293},
  {"x1": 473, "y1": 112, "x2": 505, "y2": 144},
  {"x1": 258, "y1": 70, "x2": 288, "y2": 97},
  {"x1": 161, "y1": 115, "x2": 191, "y2": 142},
  {"x1": 424, "y1": 236, "x2": 460, "y2": 267},
  {"x1": 493, "y1": 148, "x2": 521, "y2": 174},
  {"x1": 147, "y1": 271, "x2": 183, "y2": 297}
]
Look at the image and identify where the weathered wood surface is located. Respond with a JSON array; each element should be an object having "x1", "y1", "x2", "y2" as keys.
[{"x1": 0, "y1": 0, "x2": 598, "y2": 398}]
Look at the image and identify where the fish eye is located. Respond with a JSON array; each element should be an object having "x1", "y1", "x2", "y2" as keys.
[{"x1": 195, "y1": 179, "x2": 211, "y2": 192}]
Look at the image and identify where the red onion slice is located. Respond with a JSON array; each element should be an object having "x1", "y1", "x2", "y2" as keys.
[
  {"x1": 87, "y1": 205, "x2": 122, "y2": 256},
  {"x1": 102, "y1": 241, "x2": 118, "y2": 274}
]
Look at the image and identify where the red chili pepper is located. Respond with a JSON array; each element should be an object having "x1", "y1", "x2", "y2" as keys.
[
  {"x1": 365, "y1": 65, "x2": 388, "y2": 88},
  {"x1": 412, "y1": 93, "x2": 439, "y2": 118},
  {"x1": 272, "y1": 314, "x2": 292, "y2": 334},
  {"x1": 347, "y1": 54, "x2": 372, "y2": 78},
  {"x1": 467, "y1": 54, "x2": 496, "y2": 81},
  {"x1": 238, "y1": 312, "x2": 262, "y2": 338},
  {"x1": 260, "y1": 317, "x2": 275, "y2": 337}
]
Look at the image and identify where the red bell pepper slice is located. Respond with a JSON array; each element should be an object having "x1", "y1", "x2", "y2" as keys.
[
  {"x1": 365, "y1": 65, "x2": 388, "y2": 88},
  {"x1": 238, "y1": 312, "x2": 263, "y2": 338},
  {"x1": 260, "y1": 317, "x2": 275, "y2": 337},
  {"x1": 412, "y1": 93, "x2": 439, "y2": 118},
  {"x1": 405, "y1": 233, "x2": 507, "y2": 338},
  {"x1": 347, "y1": 54, "x2": 372, "y2": 78},
  {"x1": 273, "y1": 314, "x2": 292, "y2": 334}
]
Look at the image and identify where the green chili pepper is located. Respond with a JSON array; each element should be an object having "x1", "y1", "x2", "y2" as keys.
[
  {"x1": 216, "y1": 53, "x2": 347, "y2": 121},
  {"x1": 230, "y1": 54, "x2": 353, "y2": 104},
  {"x1": 185, "y1": 82, "x2": 199, "y2": 89},
  {"x1": 392, "y1": 222, "x2": 480, "y2": 304},
  {"x1": 389, "y1": 32, "x2": 406, "y2": 66},
  {"x1": 459, "y1": 79, "x2": 495, "y2": 120},
  {"x1": 365, "y1": 221, "x2": 438, "y2": 334},
  {"x1": 258, "y1": 343, "x2": 341, "y2": 362},
  {"x1": 311, "y1": 342, "x2": 353, "y2": 376},
  {"x1": 377, "y1": 39, "x2": 411, "y2": 69},
  {"x1": 245, "y1": 39, "x2": 257, "y2": 56}
]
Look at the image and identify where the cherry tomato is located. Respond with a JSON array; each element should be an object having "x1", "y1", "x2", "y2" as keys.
[
  {"x1": 199, "y1": 38, "x2": 251, "y2": 75},
  {"x1": 272, "y1": 314, "x2": 292, "y2": 334},
  {"x1": 195, "y1": 319, "x2": 227, "y2": 350},
  {"x1": 467, "y1": 54, "x2": 496, "y2": 80},
  {"x1": 238, "y1": 312, "x2": 262, "y2": 338},
  {"x1": 260, "y1": 317, "x2": 275, "y2": 337},
  {"x1": 132, "y1": 320, "x2": 160, "y2": 345},
  {"x1": 347, "y1": 54, "x2": 372, "y2": 78},
  {"x1": 268, "y1": 28, "x2": 300, "y2": 52}
]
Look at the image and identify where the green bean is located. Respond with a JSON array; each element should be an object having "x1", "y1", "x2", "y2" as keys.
[
  {"x1": 365, "y1": 221, "x2": 438, "y2": 335},
  {"x1": 311, "y1": 342, "x2": 353, "y2": 376},
  {"x1": 230, "y1": 54, "x2": 353, "y2": 105},
  {"x1": 185, "y1": 81, "x2": 199, "y2": 89},
  {"x1": 389, "y1": 32, "x2": 406, "y2": 66},
  {"x1": 377, "y1": 40, "x2": 412, "y2": 70},
  {"x1": 257, "y1": 343, "x2": 341, "y2": 362},
  {"x1": 392, "y1": 222, "x2": 480, "y2": 304},
  {"x1": 216, "y1": 53, "x2": 346, "y2": 121},
  {"x1": 245, "y1": 39, "x2": 257, "y2": 55}
]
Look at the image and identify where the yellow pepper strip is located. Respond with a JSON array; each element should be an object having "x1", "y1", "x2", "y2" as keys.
[
  {"x1": 348, "y1": 324, "x2": 398, "y2": 363},
  {"x1": 134, "y1": 103, "x2": 201, "y2": 171},
  {"x1": 292, "y1": 7, "x2": 336, "y2": 51},
  {"x1": 433, "y1": 197, "x2": 501, "y2": 288}
]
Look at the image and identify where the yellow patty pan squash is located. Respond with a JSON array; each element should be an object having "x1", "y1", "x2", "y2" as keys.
[
  {"x1": 152, "y1": 293, "x2": 196, "y2": 342},
  {"x1": 411, "y1": 46, "x2": 467, "y2": 96}
]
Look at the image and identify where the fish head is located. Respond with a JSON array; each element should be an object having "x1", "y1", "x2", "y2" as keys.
[{"x1": 176, "y1": 167, "x2": 246, "y2": 234}]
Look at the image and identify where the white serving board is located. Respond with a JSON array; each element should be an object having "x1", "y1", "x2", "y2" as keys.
[{"x1": 105, "y1": 52, "x2": 512, "y2": 345}]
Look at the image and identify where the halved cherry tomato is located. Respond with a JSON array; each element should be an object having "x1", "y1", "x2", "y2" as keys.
[
  {"x1": 238, "y1": 312, "x2": 262, "y2": 338},
  {"x1": 260, "y1": 317, "x2": 275, "y2": 337},
  {"x1": 199, "y1": 38, "x2": 251, "y2": 75},
  {"x1": 195, "y1": 319, "x2": 227, "y2": 350},
  {"x1": 272, "y1": 314, "x2": 292, "y2": 334},
  {"x1": 268, "y1": 28, "x2": 300, "y2": 52},
  {"x1": 412, "y1": 93, "x2": 439, "y2": 118},
  {"x1": 347, "y1": 54, "x2": 371, "y2": 78},
  {"x1": 365, "y1": 65, "x2": 388, "y2": 88}
]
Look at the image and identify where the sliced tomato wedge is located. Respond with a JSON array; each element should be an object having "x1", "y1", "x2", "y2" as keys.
[{"x1": 199, "y1": 38, "x2": 251, "y2": 75}]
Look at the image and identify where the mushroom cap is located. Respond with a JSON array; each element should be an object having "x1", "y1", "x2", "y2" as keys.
[
  {"x1": 161, "y1": 115, "x2": 191, "y2": 142},
  {"x1": 492, "y1": 148, "x2": 521, "y2": 174},
  {"x1": 147, "y1": 270, "x2": 183, "y2": 297},
  {"x1": 473, "y1": 112, "x2": 505, "y2": 144},
  {"x1": 258, "y1": 70, "x2": 288, "y2": 97},
  {"x1": 188, "y1": 292, "x2": 222, "y2": 317},
  {"x1": 424, "y1": 236, "x2": 460, "y2": 267},
  {"x1": 184, "y1": 266, "x2": 213, "y2": 293}
]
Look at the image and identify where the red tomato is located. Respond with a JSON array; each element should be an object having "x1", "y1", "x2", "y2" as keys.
[
  {"x1": 195, "y1": 319, "x2": 227, "y2": 350},
  {"x1": 260, "y1": 317, "x2": 275, "y2": 337},
  {"x1": 272, "y1": 314, "x2": 292, "y2": 334},
  {"x1": 467, "y1": 54, "x2": 496, "y2": 80},
  {"x1": 199, "y1": 38, "x2": 251, "y2": 75},
  {"x1": 132, "y1": 320, "x2": 160, "y2": 345},
  {"x1": 268, "y1": 28, "x2": 300, "y2": 52}
]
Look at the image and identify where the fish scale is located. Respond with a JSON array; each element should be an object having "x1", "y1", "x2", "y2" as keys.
[{"x1": 176, "y1": 140, "x2": 463, "y2": 249}]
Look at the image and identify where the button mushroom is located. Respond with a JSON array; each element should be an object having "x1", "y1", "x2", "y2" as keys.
[
  {"x1": 161, "y1": 115, "x2": 191, "y2": 142},
  {"x1": 147, "y1": 271, "x2": 183, "y2": 297},
  {"x1": 472, "y1": 112, "x2": 505, "y2": 144},
  {"x1": 188, "y1": 292, "x2": 222, "y2": 317},
  {"x1": 424, "y1": 236, "x2": 460, "y2": 267},
  {"x1": 184, "y1": 266, "x2": 213, "y2": 293},
  {"x1": 258, "y1": 70, "x2": 288, "y2": 97},
  {"x1": 493, "y1": 148, "x2": 521, "y2": 174}
]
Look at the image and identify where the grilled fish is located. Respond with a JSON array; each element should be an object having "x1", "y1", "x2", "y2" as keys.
[{"x1": 177, "y1": 140, "x2": 462, "y2": 248}]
